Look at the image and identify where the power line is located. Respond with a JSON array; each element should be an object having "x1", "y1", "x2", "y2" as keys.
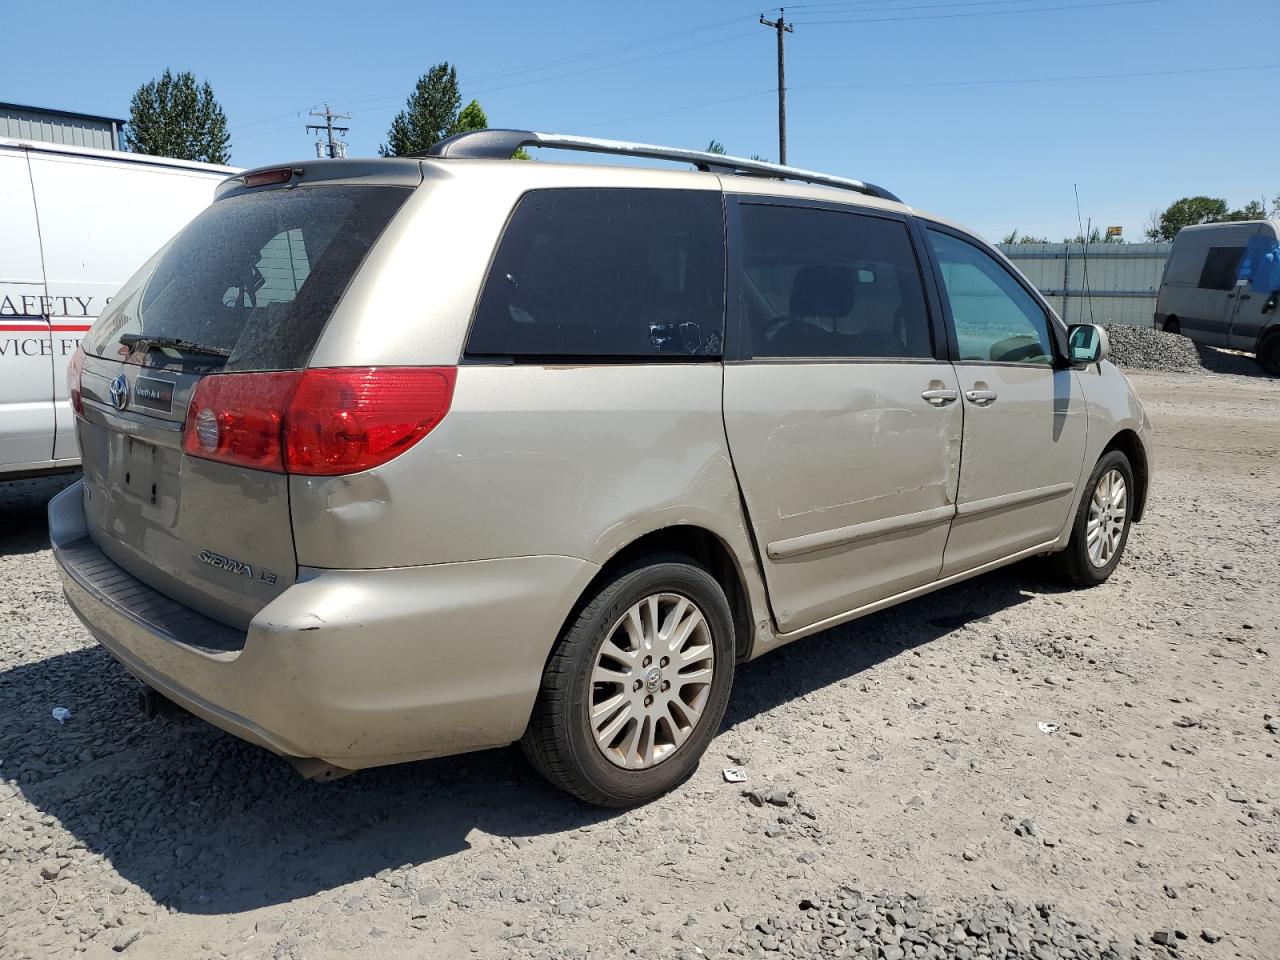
[
  {"x1": 578, "y1": 88, "x2": 778, "y2": 132},
  {"x1": 777, "y1": 0, "x2": 1060, "y2": 11},
  {"x1": 789, "y1": 0, "x2": 1166, "y2": 24},
  {"x1": 232, "y1": 29, "x2": 758, "y2": 143},
  {"x1": 464, "y1": 15, "x2": 746, "y2": 85},
  {"x1": 571, "y1": 62, "x2": 1280, "y2": 131},
  {"x1": 230, "y1": 16, "x2": 748, "y2": 134},
  {"x1": 759, "y1": 9, "x2": 795, "y2": 165},
  {"x1": 796, "y1": 61, "x2": 1280, "y2": 91}
]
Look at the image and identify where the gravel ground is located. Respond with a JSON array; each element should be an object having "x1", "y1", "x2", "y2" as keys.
[{"x1": 1, "y1": 365, "x2": 1277, "y2": 960}]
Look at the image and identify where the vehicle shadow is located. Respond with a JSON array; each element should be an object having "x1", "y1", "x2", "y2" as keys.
[
  {"x1": 4, "y1": 560, "x2": 1054, "y2": 915},
  {"x1": 0, "y1": 473, "x2": 80, "y2": 557},
  {"x1": 1194, "y1": 344, "x2": 1272, "y2": 379}
]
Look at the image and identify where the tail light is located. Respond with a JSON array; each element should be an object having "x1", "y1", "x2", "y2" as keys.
[
  {"x1": 182, "y1": 371, "x2": 301, "y2": 472},
  {"x1": 182, "y1": 367, "x2": 456, "y2": 476},
  {"x1": 68, "y1": 346, "x2": 86, "y2": 415}
]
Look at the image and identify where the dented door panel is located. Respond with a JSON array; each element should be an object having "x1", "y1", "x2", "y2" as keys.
[{"x1": 723, "y1": 361, "x2": 962, "y2": 632}]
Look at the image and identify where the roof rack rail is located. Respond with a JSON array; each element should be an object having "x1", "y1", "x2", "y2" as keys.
[{"x1": 417, "y1": 129, "x2": 902, "y2": 204}]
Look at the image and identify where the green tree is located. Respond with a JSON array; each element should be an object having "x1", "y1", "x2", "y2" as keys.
[
  {"x1": 1066, "y1": 227, "x2": 1105, "y2": 245},
  {"x1": 706, "y1": 139, "x2": 727, "y2": 155},
  {"x1": 1146, "y1": 195, "x2": 1276, "y2": 240},
  {"x1": 125, "y1": 69, "x2": 230, "y2": 164},
  {"x1": 1002, "y1": 229, "x2": 1050, "y2": 245},
  {"x1": 1232, "y1": 199, "x2": 1267, "y2": 221},
  {"x1": 380, "y1": 66, "x2": 523, "y2": 157},
  {"x1": 381, "y1": 62, "x2": 464, "y2": 156},
  {"x1": 1145, "y1": 196, "x2": 1232, "y2": 241},
  {"x1": 454, "y1": 99, "x2": 488, "y2": 134}
]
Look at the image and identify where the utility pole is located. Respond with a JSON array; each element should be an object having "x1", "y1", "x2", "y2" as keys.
[
  {"x1": 759, "y1": 9, "x2": 794, "y2": 165},
  {"x1": 306, "y1": 103, "x2": 350, "y2": 159}
]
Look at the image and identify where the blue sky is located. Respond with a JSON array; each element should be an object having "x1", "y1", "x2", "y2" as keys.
[{"x1": 4, "y1": 0, "x2": 1277, "y2": 241}]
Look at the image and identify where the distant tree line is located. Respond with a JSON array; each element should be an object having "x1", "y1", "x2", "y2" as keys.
[
  {"x1": 1002, "y1": 193, "x2": 1278, "y2": 247},
  {"x1": 1144, "y1": 195, "x2": 1279, "y2": 241}
]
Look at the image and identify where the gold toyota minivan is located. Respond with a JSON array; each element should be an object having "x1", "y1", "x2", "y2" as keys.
[{"x1": 50, "y1": 130, "x2": 1153, "y2": 806}]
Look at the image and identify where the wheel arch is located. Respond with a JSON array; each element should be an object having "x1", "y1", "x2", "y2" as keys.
[
  {"x1": 1102, "y1": 429, "x2": 1150, "y2": 522},
  {"x1": 565, "y1": 525, "x2": 755, "y2": 664}
]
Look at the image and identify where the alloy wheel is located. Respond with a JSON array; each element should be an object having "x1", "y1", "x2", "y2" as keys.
[
  {"x1": 589, "y1": 593, "x2": 715, "y2": 770},
  {"x1": 1086, "y1": 468, "x2": 1128, "y2": 568}
]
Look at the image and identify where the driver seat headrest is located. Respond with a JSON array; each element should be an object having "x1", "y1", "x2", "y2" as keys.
[{"x1": 789, "y1": 264, "x2": 855, "y2": 319}]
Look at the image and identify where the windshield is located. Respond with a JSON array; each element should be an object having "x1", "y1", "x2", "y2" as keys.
[{"x1": 83, "y1": 184, "x2": 411, "y2": 371}]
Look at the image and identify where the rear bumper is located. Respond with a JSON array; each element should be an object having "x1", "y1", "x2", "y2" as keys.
[{"x1": 49, "y1": 481, "x2": 598, "y2": 769}]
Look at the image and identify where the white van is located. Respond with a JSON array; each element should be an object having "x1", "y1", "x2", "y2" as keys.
[
  {"x1": 1, "y1": 137, "x2": 235, "y2": 478},
  {"x1": 1154, "y1": 220, "x2": 1280, "y2": 374}
]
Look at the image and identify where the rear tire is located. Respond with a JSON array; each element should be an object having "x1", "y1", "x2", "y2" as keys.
[
  {"x1": 1049, "y1": 450, "x2": 1134, "y2": 587},
  {"x1": 521, "y1": 554, "x2": 735, "y2": 807},
  {"x1": 1257, "y1": 333, "x2": 1280, "y2": 376},
  {"x1": 1162, "y1": 317, "x2": 1181, "y2": 336}
]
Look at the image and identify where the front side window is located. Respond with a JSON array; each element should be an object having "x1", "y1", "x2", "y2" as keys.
[
  {"x1": 468, "y1": 188, "x2": 724, "y2": 359},
  {"x1": 736, "y1": 203, "x2": 933, "y2": 359},
  {"x1": 1198, "y1": 246, "x2": 1245, "y2": 291},
  {"x1": 927, "y1": 229, "x2": 1054, "y2": 365}
]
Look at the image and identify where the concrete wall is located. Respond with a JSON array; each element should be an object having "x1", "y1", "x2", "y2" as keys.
[{"x1": 998, "y1": 242, "x2": 1172, "y2": 327}]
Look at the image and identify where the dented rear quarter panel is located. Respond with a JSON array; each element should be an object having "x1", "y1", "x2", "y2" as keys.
[{"x1": 289, "y1": 364, "x2": 762, "y2": 575}]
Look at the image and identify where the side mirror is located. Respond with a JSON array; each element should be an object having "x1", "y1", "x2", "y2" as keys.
[{"x1": 1067, "y1": 323, "x2": 1109, "y2": 365}]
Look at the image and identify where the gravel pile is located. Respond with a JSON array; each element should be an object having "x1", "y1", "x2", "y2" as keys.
[
  {"x1": 1102, "y1": 324, "x2": 1202, "y2": 372},
  {"x1": 725, "y1": 887, "x2": 1180, "y2": 959}
]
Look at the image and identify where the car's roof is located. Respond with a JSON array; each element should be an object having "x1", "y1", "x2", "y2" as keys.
[{"x1": 229, "y1": 151, "x2": 986, "y2": 244}]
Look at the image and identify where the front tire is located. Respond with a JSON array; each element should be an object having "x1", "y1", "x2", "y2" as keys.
[
  {"x1": 1257, "y1": 333, "x2": 1280, "y2": 376},
  {"x1": 1162, "y1": 317, "x2": 1181, "y2": 336},
  {"x1": 1050, "y1": 450, "x2": 1134, "y2": 587},
  {"x1": 522, "y1": 555, "x2": 735, "y2": 806}
]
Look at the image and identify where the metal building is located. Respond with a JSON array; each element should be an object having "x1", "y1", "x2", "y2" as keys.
[
  {"x1": 998, "y1": 242, "x2": 1173, "y2": 327},
  {"x1": 0, "y1": 102, "x2": 124, "y2": 152}
]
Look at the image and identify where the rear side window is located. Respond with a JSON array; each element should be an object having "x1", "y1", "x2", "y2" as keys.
[
  {"x1": 1198, "y1": 246, "x2": 1244, "y2": 291},
  {"x1": 84, "y1": 185, "x2": 411, "y2": 371},
  {"x1": 467, "y1": 188, "x2": 725, "y2": 359},
  {"x1": 735, "y1": 203, "x2": 933, "y2": 359}
]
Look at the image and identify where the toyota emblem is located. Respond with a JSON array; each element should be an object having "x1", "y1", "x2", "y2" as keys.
[{"x1": 108, "y1": 374, "x2": 129, "y2": 410}]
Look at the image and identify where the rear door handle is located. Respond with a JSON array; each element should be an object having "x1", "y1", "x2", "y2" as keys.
[
  {"x1": 965, "y1": 389, "x2": 998, "y2": 406},
  {"x1": 921, "y1": 388, "x2": 958, "y2": 406}
]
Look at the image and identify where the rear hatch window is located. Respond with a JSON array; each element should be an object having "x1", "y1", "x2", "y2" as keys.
[
  {"x1": 84, "y1": 184, "x2": 411, "y2": 372},
  {"x1": 75, "y1": 182, "x2": 411, "y2": 630}
]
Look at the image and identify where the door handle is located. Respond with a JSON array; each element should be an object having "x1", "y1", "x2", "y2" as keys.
[
  {"x1": 965, "y1": 389, "x2": 998, "y2": 406},
  {"x1": 921, "y1": 388, "x2": 958, "y2": 406}
]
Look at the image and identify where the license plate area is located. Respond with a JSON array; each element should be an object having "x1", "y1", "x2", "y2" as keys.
[{"x1": 116, "y1": 436, "x2": 161, "y2": 506}]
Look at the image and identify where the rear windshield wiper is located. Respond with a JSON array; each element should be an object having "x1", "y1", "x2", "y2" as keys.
[{"x1": 119, "y1": 334, "x2": 231, "y2": 359}]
